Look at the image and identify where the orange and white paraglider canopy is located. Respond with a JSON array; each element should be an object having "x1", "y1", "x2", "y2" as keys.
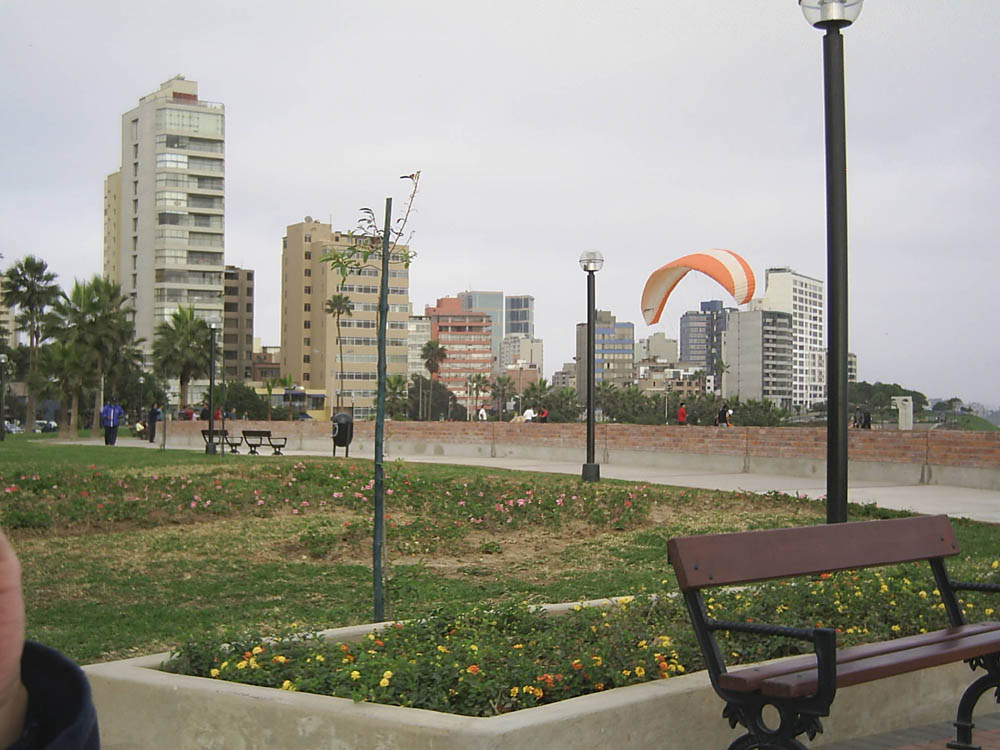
[{"x1": 640, "y1": 249, "x2": 755, "y2": 325}]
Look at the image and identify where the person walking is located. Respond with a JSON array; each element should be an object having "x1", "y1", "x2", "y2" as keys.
[
  {"x1": 716, "y1": 403, "x2": 733, "y2": 427},
  {"x1": 101, "y1": 398, "x2": 125, "y2": 445},
  {"x1": 147, "y1": 403, "x2": 160, "y2": 444},
  {"x1": 677, "y1": 402, "x2": 688, "y2": 426},
  {"x1": 478, "y1": 407, "x2": 487, "y2": 421}
]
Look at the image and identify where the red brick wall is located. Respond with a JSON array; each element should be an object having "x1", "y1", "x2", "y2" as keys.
[{"x1": 168, "y1": 420, "x2": 1000, "y2": 470}]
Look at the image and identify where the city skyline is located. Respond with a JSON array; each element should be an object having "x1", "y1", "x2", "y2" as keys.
[{"x1": 1, "y1": 2, "x2": 997, "y2": 405}]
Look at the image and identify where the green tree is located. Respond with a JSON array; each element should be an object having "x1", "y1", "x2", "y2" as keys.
[
  {"x1": 386, "y1": 374, "x2": 409, "y2": 420},
  {"x1": 2, "y1": 255, "x2": 60, "y2": 431},
  {"x1": 39, "y1": 341, "x2": 97, "y2": 436},
  {"x1": 212, "y1": 380, "x2": 267, "y2": 420},
  {"x1": 595, "y1": 380, "x2": 619, "y2": 421},
  {"x1": 732, "y1": 398, "x2": 790, "y2": 426},
  {"x1": 466, "y1": 373, "x2": 490, "y2": 417},
  {"x1": 547, "y1": 386, "x2": 582, "y2": 423},
  {"x1": 522, "y1": 378, "x2": 552, "y2": 411},
  {"x1": 153, "y1": 307, "x2": 214, "y2": 410},
  {"x1": 489, "y1": 375, "x2": 515, "y2": 421},
  {"x1": 325, "y1": 293, "x2": 353, "y2": 409},
  {"x1": 421, "y1": 340, "x2": 447, "y2": 420}
]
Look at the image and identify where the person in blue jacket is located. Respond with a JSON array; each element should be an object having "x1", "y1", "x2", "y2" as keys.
[
  {"x1": 0, "y1": 531, "x2": 99, "y2": 749},
  {"x1": 99, "y1": 399, "x2": 124, "y2": 446}
]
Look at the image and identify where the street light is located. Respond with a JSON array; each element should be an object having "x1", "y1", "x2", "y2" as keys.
[
  {"x1": 579, "y1": 250, "x2": 604, "y2": 482},
  {"x1": 800, "y1": 0, "x2": 862, "y2": 523},
  {"x1": 0, "y1": 354, "x2": 7, "y2": 442},
  {"x1": 137, "y1": 376, "x2": 144, "y2": 434},
  {"x1": 206, "y1": 318, "x2": 220, "y2": 455}
]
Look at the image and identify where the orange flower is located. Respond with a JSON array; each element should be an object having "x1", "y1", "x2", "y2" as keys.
[{"x1": 467, "y1": 664, "x2": 481, "y2": 675}]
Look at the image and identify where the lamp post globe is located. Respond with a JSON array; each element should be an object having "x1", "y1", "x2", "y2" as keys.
[
  {"x1": 579, "y1": 250, "x2": 603, "y2": 482},
  {"x1": 799, "y1": 0, "x2": 863, "y2": 28}
]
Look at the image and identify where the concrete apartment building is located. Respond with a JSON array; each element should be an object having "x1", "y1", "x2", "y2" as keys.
[
  {"x1": 458, "y1": 291, "x2": 504, "y2": 372},
  {"x1": 500, "y1": 334, "x2": 543, "y2": 373},
  {"x1": 505, "y1": 295, "x2": 534, "y2": 337},
  {"x1": 280, "y1": 219, "x2": 410, "y2": 419},
  {"x1": 575, "y1": 310, "x2": 635, "y2": 390},
  {"x1": 679, "y1": 300, "x2": 732, "y2": 377},
  {"x1": 407, "y1": 312, "x2": 431, "y2": 377},
  {"x1": 103, "y1": 76, "x2": 225, "y2": 357},
  {"x1": 222, "y1": 266, "x2": 255, "y2": 380},
  {"x1": 758, "y1": 267, "x2": 826, "y2": 408},
  {"x1": 551, "y1": 363, "x2": 577, "y2": 391},
  {"x1": 721, "y1": 309, "x2": 795, "y2": 409},
  {"x1": 425, "y1": 296, "x2": 492, "y2": 413}
]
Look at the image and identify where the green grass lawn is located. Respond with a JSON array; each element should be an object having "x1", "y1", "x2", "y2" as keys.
[{"x1": 2, "y1": 435, "x2": 998, "y2": 689}]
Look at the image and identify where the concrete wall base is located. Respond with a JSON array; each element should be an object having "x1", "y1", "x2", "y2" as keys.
[{"x1": 86, "y1": 621, "x2": 1000, "y2": 750}]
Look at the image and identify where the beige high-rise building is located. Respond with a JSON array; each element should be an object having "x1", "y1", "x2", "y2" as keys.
[
  {"x1": 103, "y1": 75, "x2": 225, "y2": 356},
  {"x1": 280, "y1": 219, "x2": 410, "y2": 419}
]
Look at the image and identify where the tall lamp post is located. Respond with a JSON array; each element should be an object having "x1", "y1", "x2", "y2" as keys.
[
  {"x1": 800, "y1": 0, "x2": 862, "y2": 524},
  {"x1": 137, "y1": 376, "x2": 144, "y2": 434},
  {"x1": 0, "y1": 354, "x2": 7, "y2": 442},
  {"x1": 579, "y1": 250, "x2": 604, "y2": 482},
  {"x1": 206, "y1": 319, "x2": 220, "y2": 455}
]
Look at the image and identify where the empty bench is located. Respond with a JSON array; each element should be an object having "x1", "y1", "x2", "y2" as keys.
[
  {"x1": 200, "y1": 429, "x2": 226, "y2": 448},
  {"x1": 241, "y1": 429, "x2": 286, "y2": 456},
  {"x1": 667, "y1": 515, "x2": 1000, "y2": 750}
]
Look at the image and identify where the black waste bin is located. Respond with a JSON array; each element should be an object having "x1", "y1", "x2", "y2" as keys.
[{"x1": 332, "y1": 411, "x2": 354, "y2": 456}]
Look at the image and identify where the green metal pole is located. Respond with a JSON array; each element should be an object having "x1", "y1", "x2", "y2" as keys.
[{"x1": 372, "y1": 197, "x2": 392, "y2": 622}]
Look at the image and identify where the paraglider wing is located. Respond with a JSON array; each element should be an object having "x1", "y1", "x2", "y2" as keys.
[{"x1": 640, "y1": 249, "x2": 755, "y2": 325}]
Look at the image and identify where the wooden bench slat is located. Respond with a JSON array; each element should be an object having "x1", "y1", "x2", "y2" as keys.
[
  {"x1": 718, "y1": 622, "x2": 1000, "y2": 692},
  {"x1": 668, "y1": 515, "x2": 959, "y2": 591},
  {"x1": 759, "y1": 629, "x2": 1000, "y2": 699}
]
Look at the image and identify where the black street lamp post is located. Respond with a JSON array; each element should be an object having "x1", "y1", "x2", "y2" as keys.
[
  {"x1": 579, "y1": 250, "x2": 604, "y2": 482},
  {"x1": 206, "y1": 320, "x2": 219, "y2": 455},
  {"x1": 137, "y1": 376, "x2": 144, "y2": 434},
  {"x1": 0, "y1": 354, "x2": 7, "y2": 442},
  {"x1": 800, "y1": 0, "x2": 862, "y2": 524}
]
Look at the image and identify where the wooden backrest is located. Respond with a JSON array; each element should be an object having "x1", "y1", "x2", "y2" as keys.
[
  {"x1": 242, "y1": 430, "x2": 271, "y2": 439},
  {"x1": 668, "y1": 515, "x2": 959, "y2": 591}
]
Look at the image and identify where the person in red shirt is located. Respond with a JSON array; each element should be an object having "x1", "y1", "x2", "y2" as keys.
[{"x1": 677, "y1": 402, "x2": 688, "y2": 425}]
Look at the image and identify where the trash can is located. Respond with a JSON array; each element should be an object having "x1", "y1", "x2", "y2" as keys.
[{"x1": 332, "y1": 409, "x2": 354, "y2": 456}]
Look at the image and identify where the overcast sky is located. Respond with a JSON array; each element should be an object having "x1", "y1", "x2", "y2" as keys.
[{"x1": 1, "y1": 1, "x2": 997, "y2": 406}]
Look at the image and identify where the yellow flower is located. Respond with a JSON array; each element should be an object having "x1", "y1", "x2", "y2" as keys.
[
  {"x1": 281, "y1": 680, "x2": 295, "y2": 691},
  {"x1": 252, "y1": 645, "x2": 264, "y2": 655},
  {"x1": 437, "y1": 645, "x2": 449, "y2": 653},
  {"x1": 236, "y1": 660, "x2": 248, "y2": 670},
  {"x1": 987, "y1": 608, "x2": 995, "y2": 616},
  {"x1": 510, "y1": 686, "x2": 520, "y2": 697},
  {"x1": 469, "y1": 645, "x2": 478, "y2": 652},
  {"x1": 351, "y1": 670, "x2": 361, "y2": 681},
  {"x1": 272, "y1": 655, "x2": 289, "y2": 664},
  {"x1": 591, "y1": 655, "x2": 603, "y2": 666},
  {"x1": 219, "y1": 661, "x2": 228, "y2": 670},
  {"x1": 513, "y1": 644, "x2": 523, "y2": 649},
  {"x1": 383, "y1": 670, "x2": 393, "y2": 679},
  {"x1": 635, "y1": 666, "x2": 646, "y2": 677},
  {"x1": 637, "y1": 640, "x2": 648, "y2": 649},
  {"x1": 992, "y1": 560, "x2": 998, "y2": 570},
  {"x1": 919, "y1": 591, "x2": 928, "y2": 598},
  {"x1": 315, "y1": 654, "x2": 325, "y2": 662},
  {"x1": 379, "y1": 678, "x2": 390, "y2": 687},
  {"x1": 209, "y1": 668, "x2": 220, "y2": 678},
  {"x1": 622, "y1": 669, "x2": 632, "y2": 677},
  {"x1": 248, "y1": 657, "x2": 259, "y2": 669},
  {"x1": 891, "y1": 624, "x2": 901, "y2": 632}
]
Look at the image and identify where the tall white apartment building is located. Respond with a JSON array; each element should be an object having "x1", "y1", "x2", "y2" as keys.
[
  {"x1": 103, "y1": 76, "x2": 225, "y2": 354},
  {"x1": 758, "y1": 267, "x2": 825, "y2": 408}
]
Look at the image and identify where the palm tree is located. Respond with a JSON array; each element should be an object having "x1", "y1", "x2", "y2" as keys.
[
  {"x1": 466, "y1": 373, "x2": 490, "y2": 418},
  {"x1": 595, "y1": 380, "x2": 619, "y2": 421},
  {"x1": 386, "y1": 374, "x2": 409, "y2": 419},
  {"x1": 263, "y1": 376, "x2": 284, "y2": 421},
  {"x1": 711, "y1": 359, "x2": 729, "y2": 395},
  {"x1": 522, "y1": 378, "x2": 553, "y2": 411},
  {"x1": 2, "y1": 255, "x2": 59, "y2": 431},
  {"x1": 153, "y1": 307, "x2": 213, "y2": 410},
  {"x1": 325, "y1": 294, "x2": 353, "y2": 409},
  {"x1": 49, "y1": 276, "x2": 137, "y2": 436},
  {"x1": 39, "y1": 341, "x2": 96, "y2": 437},
  {"x1": 420, "y1": 340, "x2": 447, "y2": 420},
  {"x1": 490, "y1": 374, "x2": 515, "y2": 421}
]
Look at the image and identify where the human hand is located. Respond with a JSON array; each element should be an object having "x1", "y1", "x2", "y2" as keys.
[{"x1": 0, "y1": 531, "x2": 28, "y2": 746}]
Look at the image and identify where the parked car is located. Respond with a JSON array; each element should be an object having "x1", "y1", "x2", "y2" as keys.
[{"x1": 4, "y1": 421, "x2": 23, "y2": 434}]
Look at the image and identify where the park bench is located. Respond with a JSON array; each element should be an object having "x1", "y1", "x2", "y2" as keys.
[
  {"x1": 242, "y1": 429, "x2": 286, "y2": 456},
  {"x1": 667, "y1": 514, "x2": 1000, "y2": 750},
  {"x1": 200, "y1": 429, "x2": 226, "y2": 448},
  {"x1": 223, "y1": 433, "x2": 244, "y2": 453}
]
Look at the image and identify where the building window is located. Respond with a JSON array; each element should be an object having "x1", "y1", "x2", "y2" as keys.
[
  {"x1": 304, "y1": 251, "x2": 312, "y2": 260},
  {"x1": 304, "y1": 338, "x2": 311, "y2": 346},
  {"x1": 304, "y1": 286, "x2": 311, "y2": 295},
  {"x1": 245, "y1": 303, "x2": 253, "y2": 313},
  {"x1": 304, "y1": 234, "x2": 311, "y2": 243},
  {"x1": 304, "y1": 269, "x2": 311, "y2": 277},
  {"x1": 304, "y1": 303, "x2": 311, "y2": 312},
  {"x1": 303, "y1": 320, "x2": 311, "y2": 329},
  {"x1": 303, "y1": 373, "x2": 310, "y2": 382},
  {"x1": 303, "y1": 354, "x2": 311, "y2": 363}
]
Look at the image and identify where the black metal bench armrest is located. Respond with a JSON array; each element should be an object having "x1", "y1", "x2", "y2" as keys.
[{"x1": 953, "y1": 581, "x2": 1000, "y2": 594}]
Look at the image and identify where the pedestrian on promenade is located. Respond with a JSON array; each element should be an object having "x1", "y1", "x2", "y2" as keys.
[
  {"x1": 538, "y1": 407, "x2": 549, "y2": 423},
  {"x1": 147, "y1": 403, "x2": 160, "y2": 444},
  {"x1": 715, "y1": 403, "x2": 732, "y2": 427},
  {"x1": 100, "y1": 398, "x2": 125, "y2": 445},
  {"x1": 478, "y1": 407, "x2": 487, "y2": 421},
  {"x1": 677, "y1": 402, "x2": 688, "y2": 425}
]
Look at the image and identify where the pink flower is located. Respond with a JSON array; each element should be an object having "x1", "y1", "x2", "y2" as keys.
[
  {"x1": 556, "y1": 498, "x2": 564, "y2": 506},
  {"x1": 301, "y1": 501, "x2": 310, "y2": 507},
  {"x1": 256, "y1": 499, "x2": 265, "y2": 506},
  {"x1": 386, "y1": 489, "x2": 393, "y2": 495},
  {"x1": 292, "y1": 508, "x2": 299, "y2": 515},
  {"x1": 333, "y1": 492, "x2": 343, "y2": 498},
  {"x1": 190, "y1": 501, "x2": 196, "y2": 509}
]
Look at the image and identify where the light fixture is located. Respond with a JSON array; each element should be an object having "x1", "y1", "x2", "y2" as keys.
[{"x1": 799, "y1": 0, "x2": 863, "y2": 28}]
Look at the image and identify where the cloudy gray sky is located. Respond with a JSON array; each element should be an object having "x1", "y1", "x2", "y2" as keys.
[{"x1": 1, "y1": 1, "x2": 997, "y2": 406}]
